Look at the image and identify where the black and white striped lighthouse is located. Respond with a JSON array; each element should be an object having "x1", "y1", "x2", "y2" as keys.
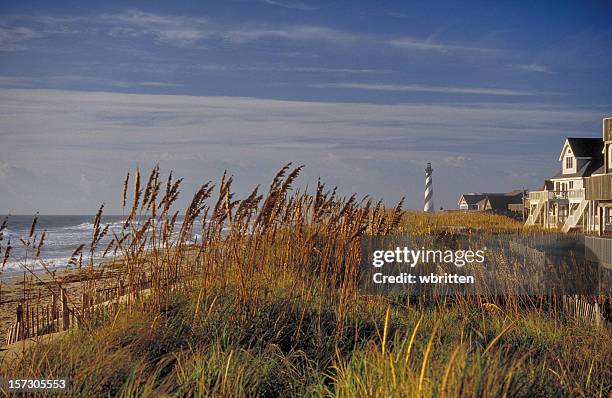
[{"x1": 424, "y1": 162, "x2": 434, "y2": 212}]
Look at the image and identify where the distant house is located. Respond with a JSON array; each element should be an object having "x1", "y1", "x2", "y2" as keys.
[
  {"x1": 458, "y1": 191, "x2": 526, "y2": 213},
  {"x1": 458, "y1": 193, "x2": 487, "y2": 210}
]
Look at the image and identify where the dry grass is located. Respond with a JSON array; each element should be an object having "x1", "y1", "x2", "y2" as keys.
[
  {"x1": 398, "y1": 210, "x2": 525, "y2": 235},
  {"x1": 0, "y1": 165, "x2": 610, "y2": 397}
]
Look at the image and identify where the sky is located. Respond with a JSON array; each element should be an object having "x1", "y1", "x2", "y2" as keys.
[{"x1": 0, "y1": 0, "x2": 611, "y2": 214}]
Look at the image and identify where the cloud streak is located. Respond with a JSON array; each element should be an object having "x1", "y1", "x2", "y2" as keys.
[
  {"x1": 262, "y1": 0, "x2": 320, "y2": 11},
  {"x1": 310, "y1": 82, "x2": 545, "y2": 97},
  {"x1": 0, "y1": 75, "x2": 183, "y2": 89},
  {"x1": 0, "y1": 26, "x2": 39, "y2": 50},
  {"x1": 194, "y1": 64, "x2": 390, "y2": 74},
  {"x1": 389, "y1": 37, "x2": 496, "y2": 54},
  {"x1": 511, "y1": 64, "x2": 550, "y2": 73},
  {"x1": 1, "y1": 10, "x2": 498, "y2": 56}
]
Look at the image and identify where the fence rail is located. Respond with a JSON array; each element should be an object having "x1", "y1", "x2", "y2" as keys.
[{"x1": 4, "y1": 267, "x2": 196, "y2": 345}]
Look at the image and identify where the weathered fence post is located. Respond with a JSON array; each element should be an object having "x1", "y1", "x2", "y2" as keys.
[
  {"x1": 16, "y1": 303, "x2": 25, "y2": 339},
  {"x1": 6, "y1": 324, "x2": 12, "y2": 345},
  {"x1": 61, "y1": 289, "x2": 70, "y2": 331},
  {"x1": 16, "y1": 303, "x2": 23, "y2": 323},
  {"x1": 51, "y1": 293, "x2": 57, "y2": 319}
]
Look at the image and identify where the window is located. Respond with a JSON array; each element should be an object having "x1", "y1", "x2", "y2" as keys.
[
  {"x1": 565, "y1": 156, "x2": 573, "y2": 169},
  {"x1": 569, "y1": 181, "x2": 573, "y2": 189}
]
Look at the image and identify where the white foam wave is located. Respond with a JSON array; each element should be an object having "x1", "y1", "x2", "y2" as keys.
[{"x1": 1, "y1": 256, "x2": 72, "y2": 273}]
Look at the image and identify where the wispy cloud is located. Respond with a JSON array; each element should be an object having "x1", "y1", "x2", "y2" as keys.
[
  {"x1": 0, "y1": 74, "x2": 182, "y2": 89},
  {"x1": 0, "y1": 26, "x2": 39, "y2": 50},
  {"x1": 389, "y1": 37, "x2": 496, "y2": 54},
  {"x1": 0, "y1": 10, "x2": 499, "y2": 56},
  {"x1": 102, "y1": 10, "x2": 211, "y2": 47},
  {"x1": 221, "y1": 25, "x2": 358, "y2": 44},
  {"x1": 0, "y1": 75, "x2": 38, "y2": 86},
  {"x1": 387, "y1": 11, "x2": 409, "y2": 19},
  {"x1": 137, "y1": 81, "x2": 184, "y2": 87},
  {"x1": 310, "y1": 82, "x2": 544, "y2": 97},
  {"x1": 511, "y1": 64, "x2": 550, "y2": 73},
  {"x1": 262, "y1": 0, "x2": 319, "y2": 11},
  {"x1": 195, "y1": 64, "x2": 390, "y2": 74},
  {"x1": 97, "y1": 10, "x2": 357, "y2": 46}
]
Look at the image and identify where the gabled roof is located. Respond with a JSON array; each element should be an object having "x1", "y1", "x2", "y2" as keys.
[
  {"x1": 459, "y1": 194, "x2": 486, "y2": 205},
  {"x1": 551, "y1": 157, "x2": 603, "y2": 179},
  {"x1": 591, "y1": 164, "x2": 605, "y2": 176},
  {"x1": 459, "y1": 191, "x2": 524, "y2": 207},
  {"x1": 559, "y1": 137, "x2": 603, "y2": 160},
  {"x1": 485, "y1": 194, "x2": 523, "y2": 210}
]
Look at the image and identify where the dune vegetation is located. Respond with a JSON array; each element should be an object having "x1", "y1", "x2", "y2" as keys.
[{"x1": 0, "y1": 165, "x2": 610, "y2": 397}]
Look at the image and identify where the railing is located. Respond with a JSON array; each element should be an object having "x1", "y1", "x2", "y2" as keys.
[
  {"x1": 529, "y1": 189, "x2": 584, "y2": 202},
  {"x1": 568, "y1": 188, "x2": 585, "y2": 201},
  {"x1": 529, "y1": 190, "x2": 553, "y2": 201}
]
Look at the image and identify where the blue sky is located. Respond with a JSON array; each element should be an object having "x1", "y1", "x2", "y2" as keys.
[{"x1": 0, "y1": 0, "x2": 611, "y2": 213}]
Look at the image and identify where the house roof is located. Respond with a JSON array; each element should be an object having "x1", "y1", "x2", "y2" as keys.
[
  {"x1": 591, "y1": 164, "x2": 605, "y2": 175},
  {"x1": 543, "y1": 180, "x2": 554, "y2": 191},
  {"x1": 564, "y1": 137, "x2": 603, "y2": 158},
  {"x1": 485, "y1": 194, "x2": 523, "y2": 210},
  {"x1": 459, "y1": 191, "x2": 524, "y2": 207},
  {"x1": 551, "y1": 157, "x2": 603, "y2": 179},
  {"x1": 459, "y1": 194, "x2": 486, "y2": 205}
]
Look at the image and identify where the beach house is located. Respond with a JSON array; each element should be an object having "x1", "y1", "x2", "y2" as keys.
[
  {"x1": 526, "y1": 117, "x2": 612, "y2": 233},
  {"x1": 458, "y1": 191, "x2": 526, "y2": 214}
]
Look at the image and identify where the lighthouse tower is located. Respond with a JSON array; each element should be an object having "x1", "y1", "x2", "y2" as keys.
[{"x1": 424, "y1": 162, "x2": 434, "y2": 212}]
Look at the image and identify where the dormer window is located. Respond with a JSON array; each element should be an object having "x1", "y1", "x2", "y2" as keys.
[{"x1": 565, "y1": 156, "x2": 573, "y2": 169}]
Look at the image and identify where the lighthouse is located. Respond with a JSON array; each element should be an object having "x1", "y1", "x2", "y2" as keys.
[{"x1": 424, "y1": 162, "x2": 434, "y2": 212}]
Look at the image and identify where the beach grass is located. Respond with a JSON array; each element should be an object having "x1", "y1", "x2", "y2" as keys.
[{"x1": 0, "y1": 165, "x2": 610, "y2": 397}]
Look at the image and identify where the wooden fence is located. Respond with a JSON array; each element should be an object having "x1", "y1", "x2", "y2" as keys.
[
  {"x1": 507, "y1": 238, "x2": 609, "y2": 326},
  {"x1": 4, "y1": 267, "x2": 197, "y2": 345},
  {"x1": 584, "y1": 235, "x2": 612, "y2": 268},
  {"x1": 5, "y1": 289, "x2": 72, "y2": 345},
  {"x1": 508, "y1": 240, "x2": 546, "y2": 266},
  {"x1": 562, "y1": 295, "x2": 606, "y2": 327}
]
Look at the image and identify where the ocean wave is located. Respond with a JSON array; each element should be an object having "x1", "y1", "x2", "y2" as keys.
[
  {"x1": 1, "y1": 256, "x2": 72, "y2": 274},
  {"x1": 1, "y1": 228, "x2": 21, "y2": 239},
  {"x1": 72, "y1": 222, "x2": 95, "y2": 230},
  {"x1": 72, "y1": 220, "x2": 129, "y2": 231}
]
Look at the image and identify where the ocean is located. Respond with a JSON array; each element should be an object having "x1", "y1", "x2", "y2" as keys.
[{"x1": 0, "y1": 214, "x2": 200, "y2": 276}]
